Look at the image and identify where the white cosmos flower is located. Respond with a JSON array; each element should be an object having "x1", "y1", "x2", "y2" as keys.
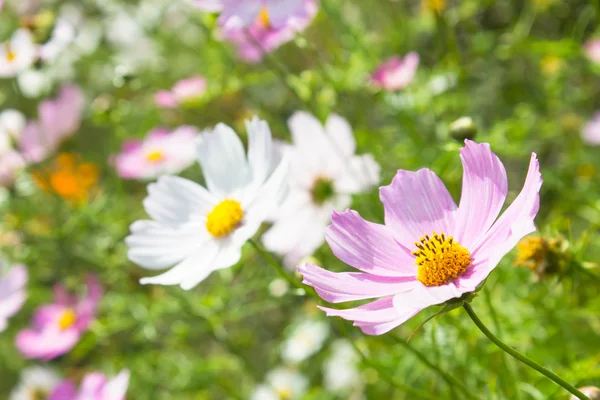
[
  {"x1": 0, "y1": 109, "x2": 26, "y2": 152},
  {"x1": 323, "y1": 339, "x2": 363, "y2": 394},
  {"x1": 262, "y1": 111, "x2": 380, "y2": 267},
  {"x1": 251, "y1": 367, "x2": 308, "y2": 400},
  {"x1": 126, "y1": 117, "x2": 288, "y2": 290},
  {"x1": 10, "y1": 366, "x2": 61, "y2": 400},
  {"x1": 0, "y1": 29, "x2": 38, "y2": 78},
  {"x1": 281, "y1": 319, "x2": 329, "y2": 364}
]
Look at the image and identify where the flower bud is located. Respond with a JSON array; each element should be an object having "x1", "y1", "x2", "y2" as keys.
[
  {"x1": 570, "y1": 387, "x2": 600, "y2": 400},
  {"x1": 450, "y1": 117, "x2": 477, "y2": 141}
]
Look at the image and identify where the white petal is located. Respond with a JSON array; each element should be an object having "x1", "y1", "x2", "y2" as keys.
[
  {"x1": 334, "y1": 153, "x2": 381, "y2": 194},
  {"x1": 325, "y1": 114, "x2": 355, "y2": 156},
  {"x1": 246, "y1": 116, "x2": 273, "y2": 187},
  {"x1": 179, "y1": 239, "x2": 242, "y2": 290},
  {"x1": 196, "y1": 123, "x2": 251, "y2": 195}
]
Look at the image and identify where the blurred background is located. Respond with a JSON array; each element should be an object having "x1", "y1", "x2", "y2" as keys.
[{"x1": 1, "y1": 0, "x2": 600, "y2": 399}]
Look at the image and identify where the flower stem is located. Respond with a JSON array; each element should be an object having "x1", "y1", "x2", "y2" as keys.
[
  {"x1": 463, "y1": 303, "x2": 589, "y2": 400},
  {"x1": 248, "y1": 239, "x2": 312, "y2": 294}
]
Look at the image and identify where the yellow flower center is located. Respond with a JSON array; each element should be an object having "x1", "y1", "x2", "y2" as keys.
[
  {"x1": 206, "y1": 199, "x2": 244, "y2": 238},
  {"x1": 58, "y1": 309, "x2": 76, "y2": 330},
  {"x1": 413, "y1": 232, "x2": 472, "y2": 286},
  {"x1": 258, "y1": 6, "x2": 270, "y2": 27},
  {"x1": 6, "y1": 50, "x2": 17, "y2": 62},
  {"x1": 30, "y1": 389, "x2": 49, "y2": 400},
  {"x1": 275, "y1": 387, "x2": 292, "y2": 400},
  {"x1": 146, "y1": 150, "x2": 165, "y2": 163}
]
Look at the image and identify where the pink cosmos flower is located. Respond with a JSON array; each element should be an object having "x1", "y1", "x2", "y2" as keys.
[
  {"x1": 195, "y1": 0, "x2": 309, "y2": 29},
  {"x1": 371, "y1": 53, "x2": 420, "y2": 91},
  {"x1": 582, "y1": 113, "x2": 600, "y2": 146},
  {"x1": 15, "y1": 275, "x2": 102, "y2": 360},
  {"x1": 0, "y1": 263, "x2": 27, "y2": 332},
  {"x1": 154, "y1": 76, "x2": 207, "y2": 109},
  {"x1": 0, "y1": 150, "x2": 26, "y2": 187},
  {"x1": 584, "y1": 39, "x2": 600, "y2": 64},
  {"x1": 219, "y1": 0, "x2": 317, "y2": 63},
  {"x1": 18, "y1": 84, "x2": 85, "y2": 163},
  {"x1": 112, "y1": 126, "x2": 199, "y2": 180},
  {"x1": 50, "y1": 370, "x2": 130, "y2": 400},
  {"x1": 298, "y1": 140, "x2": 542, "y2": 335}
]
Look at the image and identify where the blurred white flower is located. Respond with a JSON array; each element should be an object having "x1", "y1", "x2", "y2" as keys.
[
  {"x1": 0, "y1": 109, "x2": 27, "y2": 141},
  {"x1": 323, "y1": 339, "x2": 363, "y2": 394},
  {"x1": 251, "y1": 367, "x2": 308, "y2": 400},
  {"x1": 126, "y1": 117, "x2": 288, "y2": 290},
  {"x1": 582, "y1": 113, "x2": 600, "y2": 146},
  {"x1": 0, "y1": 29, "x2": 38, "y2": 78},
  {"x1": 17, "y1": 69, "x2": 50, "y2": 98},
  {"x1": 262, "y1": 112, "x2": 380, "y2": 268},
  {"x1": 10, "y1": 366, "x2": 61, "y2": 400},
  {"x1": 268, "y1": 278, "x2": 289, "y2": 297},
  {"x1": 282, "y1": 319, "x2": 329, "y2": 363}
]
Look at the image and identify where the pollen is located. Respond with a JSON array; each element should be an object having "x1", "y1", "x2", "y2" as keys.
[
  {"x1": 6, "y1": 51, "x2": 17, "y2": 62},
  {"x1": 206, "y1": 199, "x2": 244, "y2": 238},
  {"x1": 58, "y1": 309, "x2": 76, "y2": 330},
  {"x1": 413, "y1": 232, "x2": 472, "y2": 286},
  {"x1": 275, "y1": 387, "x2": 292, "y2": 400},
  {"x1": 258, "y1": 6, "x2": 270, "y2": 27},
  {"x1": 146, "y1": 150, "x2": 165, "y2": 163}
]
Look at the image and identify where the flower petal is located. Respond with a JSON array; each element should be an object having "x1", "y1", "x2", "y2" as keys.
[
  {"x1": 196, "y1": 123, "x2": 251, "y2": 195},
  {"x1": 246, "y1": 116, "x2": 274, "y2": 187},
  {"x1": 143, "y1": 175, "x2": 218, "y2": 226},
  {"x1": 392, "y1": 282, "x2": 464, "y2": 312},
  {"x1": 453, "y1": 140, "x2": 508, "y2": 248},
  {"x1": 325, "y1": 114, "x2": 355, "y2": 156},
  {"x1": 380, "y1": 169, "x2": 457, "y2": 249},
  {"x1": 326, "y1": 209, "x2": 416, "y2": 277},
  {"x1": 298, "y1": 263, "x2": 417, "y2": 303},
  {"x1": 319, "y1": 297, "x2": 420, "y2": 335},
  {"x1": 126, "y1": 220, "x2": 206, "y2": 270}
]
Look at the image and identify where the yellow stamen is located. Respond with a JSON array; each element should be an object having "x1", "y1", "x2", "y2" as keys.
[
  {"x1": 275, "y1": 387, "x2": 292, "y2": 400},
  {"x1": 206, "y1": 199, "x2": 244, "y2": 238},
  {"x1": 6, "y1": 51, "x2": 17, "y2": 62},
  {"x1": 259, "y1": 7, "x2": 270, "y2": 27},
  {"x1": 146, "y1": 150, "x2": 165, "y2": 163},
  {"x1": 58, "y1": 309, "x2": 76, "y2": 330},
  {"x1": 413, "y1": 232, "x2": 472, "y2": 286}
]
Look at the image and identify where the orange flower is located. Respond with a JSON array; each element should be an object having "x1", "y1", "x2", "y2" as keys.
[{"x1": 33, "y1": 153, "x2": 100, "y2": 205}]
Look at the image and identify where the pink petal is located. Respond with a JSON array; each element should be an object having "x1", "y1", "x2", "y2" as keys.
[
  {"x1": 50, "y1": 381, "x2": 78, "y2": 400},
  {"x1": 380, "y1": 168, "x2": 457, "y2": 249},
  {"x1": 325, "y1": 209, "x2": 416, "y2": 277},
  {"x1": 453, "y1": 140, "x2": 508, "y2": 248},
  {"x1": 154, "y1": 91, "x2": 178, "y2": 108},
  {"x1": 319, "y1": 297, "x2": 421, "y2": 335},
  {"x1": 393, "y1": 282, "x2": 465, "y2": 312},
  {"x1": 298, "y1": 263, "x2": 417, "y2": 303},
  {"x1": 459, "y1": 154, "x2": 542, "y2": 290},
  {"x1": 15, "y1": 327, "x2": 80, "y2": 360}
]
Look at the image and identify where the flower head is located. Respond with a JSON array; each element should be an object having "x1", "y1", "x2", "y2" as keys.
[
  {"x1": 0, "y1": 29, "x2": 38, "y2": 78},
  {"x1": 196, "y1": 0, "x2": 310, "y2": 29},
  {"x1": 219, "y1": 0, "x2": 317, "y2": 63},
  {"x1": 263, "y1": 112, "x2": 380, "y2": 267},
  {"x1": 515, "y1": 236, "x2": 570, "y2": 281},
  {"x1": 10, "y1": 367, "x2": 62, "y2": 400},
  {"x1": 15, "y1": 274, "x2": 102, "y2": 360},
  {"x1": 582, "y1": 113, "x2": 600, "y2": 146},
  {"x1": 323, "y1": 340, "x2": 362, "y2": 393},
  {"x1": 0, "y1": 262, "x2": 27, "y2": 332},
  {"x1": 126, "y1": 116, "x2": 288, "y2": 290},
  {"x1": 113, "y1": 126, "x2": 198, "y2": 180},
  {"x1": 33, "y1": 153, "x2": 100, "y2": 204},
  {"x1": 299, "y1": 140, "x2": 542, "y2": 335},
  {"x1": 281, "y1": 319, "x2": 330, "y2": 363},
  {"x1": 50, "y1": 370, "x2": 130, "y2": 400},
  {"x1": 0, "y1": 150, "x2": 26, "y2": 187},
  {"x1": 155, "y1": 76, "x2": 207, "y2": 109},
  {"x1": 251, "y1": 367, "x2": 308, "y2": 400},
  {"x1": 19, "y1": 84, "x2": 85, "y2": 163},
  {"x1": 584, "y1": 39, "x2": 600, "y2": 64},
  {"x1": 371, "y1": 53, "x2": 419, "y2": 91}
]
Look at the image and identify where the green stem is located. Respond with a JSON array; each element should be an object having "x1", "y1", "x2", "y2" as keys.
[
  {"x1": 463, "y1": 303, "x2": 589, "y2": 400},
  {"x1": 391, "y1": 336, "x2": 478, "y2": 400},
  {"x1": 248, "y1": 239, "x2": 312, "y2": 294}
]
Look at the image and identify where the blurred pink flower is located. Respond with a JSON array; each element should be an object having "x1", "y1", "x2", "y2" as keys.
[
  {"x1": 50, "y1": 370, "x2": 130, "y2": 400},
  {"x1": 220, "y1": 0, "x2": 317, "y2": 63},
  {"x1": 154, "y1": 76, "x2": 207, "y2": 109},
  {"x1": 195, "y1": 0, "x2": 310, "y2": 29},
  {"x1": 18, "y1": 84, "x2": 85, "y2": 163},
  {"x1": 112, "y1": 126, "x2": 199, "y2": 180},
  {"x1": 299, "y1": 141, "x2": 542, "y2": 335},
  {"x1": 582, "y1": 113, "x2": 600, "y2": 146},
  {"x1": 16, "y1": 274, "x2": 102, "y2": 360},
  {"x1": 371, "y1": 53, "x2": 419, "y2": 91},
  {"x1": 584, "y1": 39, "x2": 600, "y2": 64},
  {"x1": 0, "y1": 150, "x2": 26, "y2": 187},
  {"x1": 0, "y1": 263, "x2": 27, "y2": 332}
]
